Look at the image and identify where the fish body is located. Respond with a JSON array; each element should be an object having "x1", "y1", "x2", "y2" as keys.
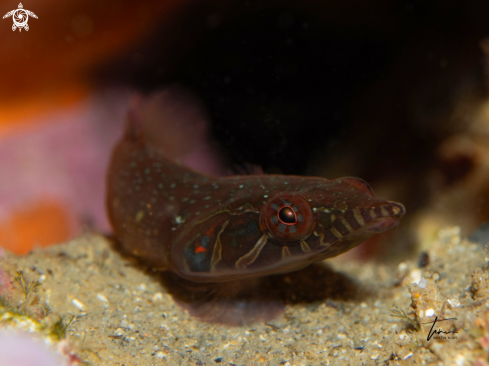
[
  {"x1": 108, "y1": 118, "x2": 405, "y2": 283},
  {"x1": 106, "y1": 92, "x2": 405, "y2": 324}
]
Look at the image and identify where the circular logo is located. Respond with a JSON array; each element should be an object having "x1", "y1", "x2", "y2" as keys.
[{"x1": 12, "y1": 9, "x2": 28, "y2": 28}]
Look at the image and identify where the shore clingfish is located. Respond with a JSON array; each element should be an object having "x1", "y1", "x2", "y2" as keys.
[{"x1": 107, "y1": 90, "x2": 405, "y2": 325}]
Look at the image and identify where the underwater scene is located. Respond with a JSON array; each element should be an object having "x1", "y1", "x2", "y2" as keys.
[{"x1": 1, "y1": 1, "x2": 489, "y2": 365}]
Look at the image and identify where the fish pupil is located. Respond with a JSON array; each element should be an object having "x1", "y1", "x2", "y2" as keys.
[{"x1": 278, "y1": 207, "x2": 296, "y2": 225}]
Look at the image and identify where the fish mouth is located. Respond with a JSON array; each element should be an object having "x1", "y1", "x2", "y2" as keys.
[
  {"x1": 344, "y1": 200, "x2": 406, "y2": 236},
  {"x1": 316, "y1": 200, "x2": 406, "y2": 242},
  {"x1": 362, "y1": 216, "x2": 400, "y2": 233},
  {"x1": 311, "y1": 200, "x2": 406, "y2": 259},
  {"x1": 362, "y1": 201, "x2": 405, "y2": 233}
]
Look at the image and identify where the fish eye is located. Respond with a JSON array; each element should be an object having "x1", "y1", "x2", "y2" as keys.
[
  {"x1": 278, "y1": 207, "x2": 296, "y2": 224},
  {"x1": 259, "y1": 194, "x2": 315, "y2": 243}
]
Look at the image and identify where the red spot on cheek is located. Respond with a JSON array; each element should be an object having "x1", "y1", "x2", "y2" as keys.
[{"x1": 194, "y1": 244, "x2": 207, "y2": 254}]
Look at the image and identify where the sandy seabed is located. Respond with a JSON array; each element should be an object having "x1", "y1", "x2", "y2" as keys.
[{"x1": 1, "y1": 227, "x2": 489, "y2": 366}]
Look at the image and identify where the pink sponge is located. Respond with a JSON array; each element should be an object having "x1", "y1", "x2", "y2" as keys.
[{"x1": 0, "y1": 331, "x2": 63, "y2": 366}]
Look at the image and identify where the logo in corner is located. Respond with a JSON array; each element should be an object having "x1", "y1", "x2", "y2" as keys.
[{"x1": 3, "y1": 3, "x2": 37, "y2": 32}]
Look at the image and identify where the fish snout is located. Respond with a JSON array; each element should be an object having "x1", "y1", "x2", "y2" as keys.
[
  {"x1": 357, "y1": 201, "x2": 406, "y2": 234},
  {"x1": 384, "y1": 201, "x2": 406, "y2": 219}
]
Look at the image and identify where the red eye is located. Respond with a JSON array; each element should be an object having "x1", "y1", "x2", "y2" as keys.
[{"x1": 259, "y1": 194, "x2": 315, "y2": 243}]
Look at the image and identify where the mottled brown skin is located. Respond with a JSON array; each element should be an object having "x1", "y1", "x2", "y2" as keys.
[{"x1": 107, "y1": 116, "x2": 405, "y2": 323}]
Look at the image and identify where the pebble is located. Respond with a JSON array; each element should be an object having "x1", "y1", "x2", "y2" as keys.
[{"x1": 71, "y1": 298, "x2": 85, "y2": 310}]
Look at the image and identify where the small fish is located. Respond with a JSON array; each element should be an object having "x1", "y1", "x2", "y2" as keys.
[{"x1": 107, "y1": 90, "x2": 405, "y2": 324}]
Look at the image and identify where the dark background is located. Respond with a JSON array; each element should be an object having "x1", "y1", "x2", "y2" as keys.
[{"x1": 99, "y1": 0, "x2": 489, "y2": 179}]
